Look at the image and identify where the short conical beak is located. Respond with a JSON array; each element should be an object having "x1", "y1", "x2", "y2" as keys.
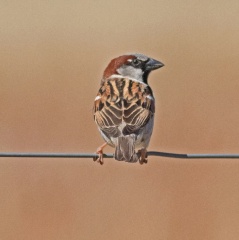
[{"x1": 145, "y1": 58, "x2": 164, "y2": 71}]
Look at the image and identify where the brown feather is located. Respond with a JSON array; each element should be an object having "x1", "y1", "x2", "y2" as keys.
[
  {"x1": 93, "y1": 77, "x2": 154, "y2": 138},
  {"x1": 102, "y1": 55, "x2": 135, "y2": 79},
  {"x1": 115, "y1": 136, "x2": 138, "y2": 162}
]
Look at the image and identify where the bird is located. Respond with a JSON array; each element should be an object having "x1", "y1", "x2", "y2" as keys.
[{"x1": 93, "y1": 53, "x2": 164, "y2": 164}]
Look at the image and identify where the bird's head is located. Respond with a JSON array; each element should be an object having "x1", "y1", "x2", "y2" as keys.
[{"x1": 103, "y1": 53, "x2": 164, "y2": 84}]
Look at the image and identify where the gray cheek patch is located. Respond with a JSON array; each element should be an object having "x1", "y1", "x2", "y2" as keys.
[{"x1": 117, "y1": 65, "x2": 144, "y2": 82}]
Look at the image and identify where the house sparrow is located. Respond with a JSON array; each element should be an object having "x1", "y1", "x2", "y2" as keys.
[{"x1": 93, "y1": 53, "x2": 164, "y2": 164}]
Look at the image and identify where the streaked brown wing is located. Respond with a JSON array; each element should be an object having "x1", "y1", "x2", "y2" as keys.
[
  {"x1": 93, "y1": 78, "x2": 155, "y2": 137},
  {"x1": 122, "y1": 84, "x2": 155, "y2": 135},
  {"x1": 93, "y1": 80, "x2": 122, "y2": 138}
]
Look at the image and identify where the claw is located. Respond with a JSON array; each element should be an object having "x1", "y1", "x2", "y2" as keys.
[
  {"x1": 93, "y1": 142, "x2": 107, "y2": 165},
  {"x1": 93, "y1": 153, "x2": 104, "y2": 165},
  {"x1": 138, "y1": 148, "x2": 148, "y2": 165},
  {"x1": 139, "y1": 158, "x2": 148, "y2": 165}
]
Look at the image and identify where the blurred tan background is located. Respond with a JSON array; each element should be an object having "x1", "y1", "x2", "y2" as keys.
[{"x1": 1, "y1": 1, "x2": 239, "y2": 239}]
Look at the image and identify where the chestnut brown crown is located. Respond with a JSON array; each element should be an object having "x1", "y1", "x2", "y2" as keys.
[{"x1": 102, "y1": 53, "x2": 164, "y2": 84}]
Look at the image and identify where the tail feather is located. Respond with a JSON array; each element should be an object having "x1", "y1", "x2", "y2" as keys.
[{"x1": 114, "y1": 135, "x2": 138, "y2": 162}]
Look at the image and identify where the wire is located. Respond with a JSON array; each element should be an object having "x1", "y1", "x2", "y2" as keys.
[{"x1": 0, "y1": 152, "x2": 239, "y2": 158}]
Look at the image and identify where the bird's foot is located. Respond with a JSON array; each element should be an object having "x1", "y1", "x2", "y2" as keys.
[
  {"x1": 93, "y1": 143, "x2": 107, "y2": 165},
  {"x1": 93, "y1": 149, "x2": 104, "y2": 165},
  {"x1": 137, "y1": 148, "x2": 148, "y2": 165}
]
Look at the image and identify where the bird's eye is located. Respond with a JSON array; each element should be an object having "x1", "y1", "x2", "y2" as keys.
[{"x1": 132, "y1": 59, "x2": 141, "y2": 66}]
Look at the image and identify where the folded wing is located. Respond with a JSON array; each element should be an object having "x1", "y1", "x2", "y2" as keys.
[{"x1": 93, "y1": 78, "x2": 155, "y2": 139}]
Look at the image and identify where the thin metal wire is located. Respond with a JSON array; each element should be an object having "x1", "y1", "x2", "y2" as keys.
[{"x1": 0, "y1": 152, "x2": 239, "y2": 159}]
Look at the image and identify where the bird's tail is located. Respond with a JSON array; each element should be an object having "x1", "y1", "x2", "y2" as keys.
[{"x1": 114, "y1": 135, "x2": 138, "y2": 163}]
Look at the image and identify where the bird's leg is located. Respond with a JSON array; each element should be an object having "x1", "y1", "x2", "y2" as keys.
[
  {"x1": 93, "y1": 142, "x2": 108, "y2": 165},
  {"x1": 138, "y1": 148, "x2": 148, "y2": 165}
]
